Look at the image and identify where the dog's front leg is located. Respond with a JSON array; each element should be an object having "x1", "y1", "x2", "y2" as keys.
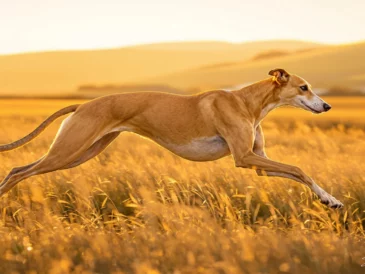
[
  {"x1": 243, "y1": 152, "x2": 343, "y2": 208},
  {"x1": 219, "y1": 121, "x2": 343, "y2": 208},
  {"x1": 254, "y1": 125, "x2": 298, "y2": 179},
  {"x1": 253, "y1": 124, "x2": 267, "y2": 158},
  {"x1": 253, "y1": 125, "x2": 301, "y2": 182}
]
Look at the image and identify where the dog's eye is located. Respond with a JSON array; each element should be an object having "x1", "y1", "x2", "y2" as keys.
[{"x1": 300, "y1": 85, "x2": 308, "y2": 91}]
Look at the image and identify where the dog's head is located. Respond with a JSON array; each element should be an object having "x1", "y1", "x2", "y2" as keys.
[{"x1": 269, "y1": 68, "x2": 331, "y2": 114}]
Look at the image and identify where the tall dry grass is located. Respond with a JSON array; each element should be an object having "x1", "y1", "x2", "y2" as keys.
[{"x1": 0, "y1": 101, "x2": 364, "y2": 273}]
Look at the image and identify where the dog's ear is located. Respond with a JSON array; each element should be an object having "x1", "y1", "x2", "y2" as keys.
[{"x1": 268, "y1": 68, "x2": 290, "y2": 84}]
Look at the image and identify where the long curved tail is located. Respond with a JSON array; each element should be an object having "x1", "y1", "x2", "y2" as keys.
[{"x1": 0, "y1": 104, "x2": 80, "y2": 152}]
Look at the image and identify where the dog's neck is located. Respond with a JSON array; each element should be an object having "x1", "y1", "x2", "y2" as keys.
[{"x1": 233, "y1": 78, "x2": 283, "y2": 125}]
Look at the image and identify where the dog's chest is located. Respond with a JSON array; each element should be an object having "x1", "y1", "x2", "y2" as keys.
[{"x1": 157, "y1": 135, "x2": 230, "y2": 161}]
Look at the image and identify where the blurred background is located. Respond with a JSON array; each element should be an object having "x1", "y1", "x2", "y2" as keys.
[
  {"x1": 0, "y1": 1, "x2": 365, "y2": 273},
  {"x1": 1, "y1": 0, "x2": 365, "y2": 98},
  {"x1": 1, "y1": 0, "x2": 364, "y2": 126}
]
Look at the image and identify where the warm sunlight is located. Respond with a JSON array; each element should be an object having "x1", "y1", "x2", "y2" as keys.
[
  {"x1": 0, "y1": 1, "x2": 365, "y2": 273},
  {"x1": 1, "y1": 0, "x2": 365, "y2": 54}
]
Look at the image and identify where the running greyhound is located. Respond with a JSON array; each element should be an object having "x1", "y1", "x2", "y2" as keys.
[{"x1": 0, "y1": 69, "x2": 343, "y2": 208}]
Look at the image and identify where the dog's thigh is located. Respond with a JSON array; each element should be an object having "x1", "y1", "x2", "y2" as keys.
[{"x1": 62, "y1": 132, "x2": 120, "y2": 169}]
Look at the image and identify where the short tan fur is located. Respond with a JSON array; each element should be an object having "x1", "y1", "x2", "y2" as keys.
[{"x1": 0, "y1": 69, "x2": 342, "y2": 208}]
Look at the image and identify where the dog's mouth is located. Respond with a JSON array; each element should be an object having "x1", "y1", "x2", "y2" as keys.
[{"x1": 300, "y1": 100, "x2": 322, "y2": 114}]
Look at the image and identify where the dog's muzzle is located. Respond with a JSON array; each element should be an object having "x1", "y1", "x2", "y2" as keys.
[{"x1": 323, "y1": 103, "x2": 331, "y2": 112}]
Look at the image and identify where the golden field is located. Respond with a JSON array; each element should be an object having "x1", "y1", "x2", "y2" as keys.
[{"x1": 0, "y1": 98, "x2": 364, "y2": 273}]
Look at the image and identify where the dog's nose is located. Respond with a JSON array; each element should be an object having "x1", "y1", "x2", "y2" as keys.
[{"x1": 323, "y1": 103, "x2": 331, "y2": 112}]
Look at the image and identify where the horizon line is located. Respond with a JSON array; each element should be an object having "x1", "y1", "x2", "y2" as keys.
[{"x1": 1, "y1": 38, "x2": 365, "y2": 57}]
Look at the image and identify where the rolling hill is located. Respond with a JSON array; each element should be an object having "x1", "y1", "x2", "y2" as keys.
[
  {"x1": 149, "y1": 41, "x2": 365, "y2": 93},
  {"x1": 0, "y1": 40, "x2": 322, "y2": 95}
]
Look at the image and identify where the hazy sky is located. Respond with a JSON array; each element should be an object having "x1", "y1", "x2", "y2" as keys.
[{"x1": 1, "y1": 0, "x2": 365, "y2": 54}]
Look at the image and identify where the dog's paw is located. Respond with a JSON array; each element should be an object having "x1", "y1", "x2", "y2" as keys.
[{"x1": 319, "y1": 194, "x2": 343, "y2": 209}]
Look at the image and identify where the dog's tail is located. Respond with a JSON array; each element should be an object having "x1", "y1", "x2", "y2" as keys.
[{"x1": 0, "y1": 104, "x2": 80, "y2": 152}]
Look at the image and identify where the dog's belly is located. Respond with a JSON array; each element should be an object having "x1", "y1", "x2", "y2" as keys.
[
  {"x1": 155, "y1": 135, "x2": 231, "y2": 161},
  {"x1": 111, "y1": 126, "x2": 230, "y2": 161}
]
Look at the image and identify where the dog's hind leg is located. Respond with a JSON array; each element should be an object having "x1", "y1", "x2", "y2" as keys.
[
  {"x1": 61, "y1": 132, "x2": 120, "y2": 170},
  {"x1": 0, "y1": 132, "x2": 120, "y2": 197},
  {"x1": 0, "y1": 131, "x2": 118, "y2": 187},
  {"x1": 0, "y1": 112, "x2": 114, "y2": 196},
  {"x1": 0, "y1": 142, "x2": 95, "y2": 196},
  {"x1": 0, "y1": 156, "x2": 45, "y2": 187}
]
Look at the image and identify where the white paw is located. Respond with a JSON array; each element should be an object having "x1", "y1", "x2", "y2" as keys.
[
  {"x1": 319, "y1": 193, "x2": 343, "y2": 209},
  {"x1": 311, "y1": 183, "x2": 343, "y2": 209}
]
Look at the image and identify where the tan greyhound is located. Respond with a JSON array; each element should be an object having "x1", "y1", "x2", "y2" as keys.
[{"x1": 0, "y1": 69, "x2": 343, "y2": 208}]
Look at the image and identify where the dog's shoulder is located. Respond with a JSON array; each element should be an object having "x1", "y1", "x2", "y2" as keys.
[
  {"x1": 197, "y1": 89, "x2": 240, "y2": 115},
  {"x1": 198, "y1": 89, "x2": 234, "y2": 101}
]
